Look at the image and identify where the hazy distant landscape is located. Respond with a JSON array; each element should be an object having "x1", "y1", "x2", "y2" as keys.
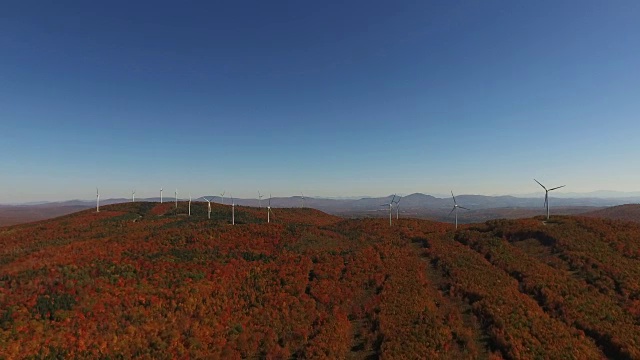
[
  {"x1": 2, "y1": 192, "x2": 637, "y2": 227},
  {"x1": 0, "y1": 204, "x2": 96, "y2": 227}
]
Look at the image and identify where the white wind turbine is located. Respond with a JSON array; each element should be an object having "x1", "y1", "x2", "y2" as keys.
[
  {"x1": 188, "y1": 193, "x2": 192, "y2": 216},
  {"x1": 449, "y1": 191, "x2": 469, "y2": 229},
  {"x1": 380, "y1": 194, "x2": 396, "y2": 226},
  {"x1": 220, "y1": 191, "x2": 225, "y2": 205},
  {"x1": 201, "y1": 197, "x2": 212, "y2": 219},
  {"x1": 267, "y1": 194, "x2": 274, "y2": 223},
  {"x1": 132, "y1": 189, "x2": 135, "y2": 203},
  {"x1": 258, "y1": 191, "x2": 263, "y2": 208},
  {"x1": 301, "y1": 192, "x2": 305, "y2": 208},
  {"x1": 394, "y1": 196, "x2": 402, "y2": 220},
  {"x1": 96, "y1": 188, "x2": 100, "y2": 213},
  {"x1": 160, "y1": 188, "x2": 163, "y2": 203},
  {"x1": 231, "y1": 195, "x2": 235, "y2": 225},
  {"x1": 534, "y1": 179, "x2": 566, "y2": 220}
]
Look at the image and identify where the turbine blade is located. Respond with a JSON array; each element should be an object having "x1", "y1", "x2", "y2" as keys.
[
  {"x1": 451, "y1": 191, "x2": 457, "y2": 205},
  {"x1": 448, "y1": 207, "x2": 456, "y2": 216},
  {"x1": 534, "y1": 179, "x2": 547, "y2": 191},
  {"x1": 549, "y1": 185, "x2": 566, "y2": 191},
  {"x1": 459, "y1": 206, "x2": 470, "y2": 210}
]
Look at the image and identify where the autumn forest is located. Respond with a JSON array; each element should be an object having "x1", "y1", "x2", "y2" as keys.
[{"x1": 1, "y1": 202, "x2": 640, "y2": 359}]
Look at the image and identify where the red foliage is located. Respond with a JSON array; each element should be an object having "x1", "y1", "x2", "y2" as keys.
[{"x1": 1, "y1": 203, "x2": 637, "y2": 358}]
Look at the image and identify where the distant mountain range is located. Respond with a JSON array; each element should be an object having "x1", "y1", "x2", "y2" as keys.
[
  {"x1": 2, "y1": 193, "x2": 639, "y2": 226},
  {"x1": 7, "y1": 192, "x2": 640, "y2": 211},
  {"x1": 511, "y1": 190, "x2": 640, "y2": 199}
]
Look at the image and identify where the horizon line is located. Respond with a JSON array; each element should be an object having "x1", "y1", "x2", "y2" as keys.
[{"x1": 4, "y1": 190, "x2": 640, "y2": 205}]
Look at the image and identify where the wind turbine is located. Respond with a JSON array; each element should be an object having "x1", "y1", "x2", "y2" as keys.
[
  {"x1": 231, "y1": 195, "x2": 235, "y2": 225},
  {"x1": 220, "y1": 191, "x2": 226, "y2": 205},
  {"x1": 301, "y1": 192, "x2": 305, "y2": 208},
  {"x1": 380, "y1": 194, "x2": 396, "y2": 226},
  {"x1": 160, "y1": 188, "x2": 163, "y2": 203},
  {"x1": 258, "y1": 191, "x2": 263, "y2": 208},
  {"x1": 449, "y1": 191, "x2": 469, "y2": 229},
  {"x1": 96, "y1": 188, "x2": 100, "y2": 213},
  {"x1": 201, "y1": 197, "x2": 212, "y2": 219},
  {"x1": 188, "y1": 193, "x2": 192, "y2": 216},
  {"x1": 394, "y1": 196, "x2": 402, "y2": 220},
  {"x1": 534, "y1": 179, "x2": 566, "y2": 220},
  {"x1": 175, "y1": 189, "x2": 178, "y2": 209},
  {"x1": 132, "y1": 189, "x2": 135, "y2": 203},
  {"x1": 267, "y1": 194, "x2": 274, "y2": 223}
]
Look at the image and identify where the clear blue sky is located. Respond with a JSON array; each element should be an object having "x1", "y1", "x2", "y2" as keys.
[{"x1": 2, "y1": 1, "x2": 639, "y2": 202}]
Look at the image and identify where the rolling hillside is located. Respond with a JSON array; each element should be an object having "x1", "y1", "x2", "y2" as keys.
[
  {"x1": 1, "y1": 203, "x2": 640, "y2": 359},
  {"x1": 0, "y1": 204, "x2": 92, "y2": 227},
  {"x1": 582, "y1": 204, "x2": 640, "y2": 223}
]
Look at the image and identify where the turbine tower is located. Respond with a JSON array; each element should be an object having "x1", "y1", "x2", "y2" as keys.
[
  {"x1": 188, "y1": 193, "x2": 192, "y2": 216},
  {"x1": 534, "y1": 179, "x2": 566, "y2": 220},
  {"x1": 449, "y1": 191, "x2": 469, "y2": 229},
  {"x1": 160, "y1": 188, "x2": 163, "y2": 203},
  {"x1": 301, "y1": 192, "x2": 305, "y2": 208},
  {"x1": 201, "y1": 197, "x2": 212, "y2": 219},
  {"x1": 380, "y1": 194, "x2": 396, "y2": 226},
  {"x1": 267, "y1": 194, "x2": 274, "y2": 223},
  {"x1": 132, "y1": 189, "x2": 135, "y2": 203},
  {"x1": 96, "y1": 188, "x2": 100, "y2": 213},
  {"x1": 175, "y1": 189, "x2": 178, "y2": 209},
  {"x1": 394, "y1": 196, "x2": 402, "y2": 220},
  {"x1": 231, "y1": 195, "x2": 235, "y2": 225},
  {"x1": 258, "y1": 191, "x2": 263, "y2": 208}
]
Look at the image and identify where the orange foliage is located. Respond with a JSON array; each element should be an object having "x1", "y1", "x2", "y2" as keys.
[{"x1": 1, "y1": 204, "x2": 638, "y2": 358}]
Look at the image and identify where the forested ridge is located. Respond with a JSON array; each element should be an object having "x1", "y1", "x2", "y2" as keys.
[{"x1": 1, "y1": 202, "x2": 639, "y2": 359}]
